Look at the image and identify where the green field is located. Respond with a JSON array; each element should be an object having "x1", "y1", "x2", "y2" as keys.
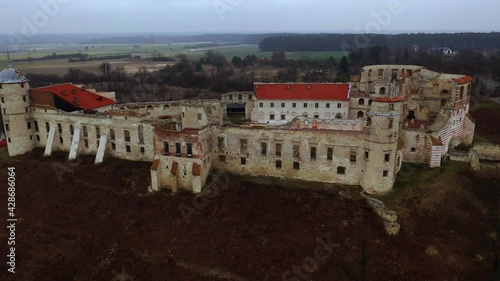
[
  {"x1": 1, "y1": 43, "x2": 345, "y2": 65},
  {"x1": 0, "y1": 43, "x2": 346, "y2": 76}
]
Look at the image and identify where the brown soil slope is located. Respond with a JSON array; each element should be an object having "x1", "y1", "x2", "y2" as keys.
[{"x1": 0, "y1": 150, "x2": 498, "y2": 281}]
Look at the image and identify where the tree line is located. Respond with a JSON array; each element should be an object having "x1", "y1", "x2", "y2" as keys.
[
  {"x1": 24, "y1": 47, "x2": 500, "y2": 103},
  {"x1": 259, "y1": 33, "x2": 500, "y2": 52}
]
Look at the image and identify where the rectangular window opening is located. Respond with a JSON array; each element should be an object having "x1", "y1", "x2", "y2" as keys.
[
  {"x1": 311, "y1": 147, "x2": 317, "y2": 161},
  {"x1": 276, "y1": 143, "x2": 282, "y2": 157},
  {"x1": 124, "y1": 130, "x2": 131, "y2": 142},
  {"x1": 240, "y1": 139, "x2": 248, "y2": 153},
  {"x1": 261, "y1": 142, "x2": 267, "y2": 156},
  {"x1": 293, "y1": 144, "x2": 300, "y2": 159},
  {"x1": 337, "y1": 166, "x2": 346, "y2": 175},
  {"x1": 293, "y1": 162, "x2": 300, "y2": 170},
  {"x1": 163, "y1": 142, "x2": 169, "y2": 155},
  {"x1": 327, "y1": 147, "x2": 333, "y2": 161},
  {"x1": 350, "y1": 151, "x2": 357, "y2": 163},
  {"x1": 175, "y1": 143, "x2": 181, "y2": 156}
]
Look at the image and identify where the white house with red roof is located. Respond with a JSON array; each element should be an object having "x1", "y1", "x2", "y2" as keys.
[{"x1": 253, "y1": 83, "x2": 351, "y2": 124}]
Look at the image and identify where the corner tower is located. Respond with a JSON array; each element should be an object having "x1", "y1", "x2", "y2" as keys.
[
  {"x1": 0, "y1": 55, "x2": 35, "y2": 156},
  {"x1": 361, "y1": 97, "x2": 402, "y2": 194}
]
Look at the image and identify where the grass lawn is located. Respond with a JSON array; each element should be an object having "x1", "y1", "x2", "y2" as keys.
[
  {"x1": 378, "y1": 161, "x2": 469, "y2": 208},
  {"x1": 227, "y1": 113, "x2": 247, "y2": 124},
  {"x1": 0, "y1": 147, "x2": 8, "y2": 161},
  {"x1": 473, "y1": 134, "x2": 491, "y2": 143}
]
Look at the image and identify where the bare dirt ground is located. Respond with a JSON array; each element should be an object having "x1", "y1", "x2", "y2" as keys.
[
  {"x1": 470, "y1": 103, "x2": 500, "y2": 143},
  {"x1": 0, "y1": 149, "x2": 499, "y2": 281}
]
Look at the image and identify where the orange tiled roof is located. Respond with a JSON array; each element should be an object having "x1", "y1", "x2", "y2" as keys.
[
  {"x1": 31, "y1": 84, "x2": 116, "y2": 110},
  {"x1": 254, "y1": 83, "x2": 350, "y2": 101},
  {"x1": 453, "y1": 76, "x2": 473, "y2": 84},
  {"x1": 405, "y1": 119, "x2": 430, "y2": 130}
]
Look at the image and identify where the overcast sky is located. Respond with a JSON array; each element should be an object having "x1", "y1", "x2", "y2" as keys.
[{"x1": 1, "y1": 0, "x2": 499, "y2": 34}]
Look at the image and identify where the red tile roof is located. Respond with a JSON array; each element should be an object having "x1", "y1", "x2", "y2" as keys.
[
  {"x1": 453, "y1": 76, "x2": 473, "y2": 84},
  {"x1": 31, "y1": 84, "x2": 117, "y2": 110},
  {"x1": 405, "y1": 119, "x2": 430, "y2": 130},
  {"x1": 254, "y1": 83, "x2": 350, "y2": 101}
]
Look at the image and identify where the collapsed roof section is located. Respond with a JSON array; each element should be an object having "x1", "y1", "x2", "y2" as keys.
[{"x1": 30, "y1": 84, "x2": 117, "y2": 112}]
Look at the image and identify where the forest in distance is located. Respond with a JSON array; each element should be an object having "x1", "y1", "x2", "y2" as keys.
[
  {"x1": 258, "y1": 33, "x2": 500, "y2": 52},
  {"x1": 3, "y1": 32, "x2": 499, "y2": 50}
]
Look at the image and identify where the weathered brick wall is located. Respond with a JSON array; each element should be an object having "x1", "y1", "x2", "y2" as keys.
[
  {"x1": 0, "y1": 82, "x2": 36, "y2": 156},
  {"x1": 31, "y1": 109, "x2": 155, "y2": 162},
  {"x1": 211, "y1": 126, "x2": 367, "y2": 186},
  {"x1": 29, "y1": 90, "x2": 55, "y2": 107}
]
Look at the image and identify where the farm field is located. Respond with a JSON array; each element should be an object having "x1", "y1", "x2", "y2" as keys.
[{"x1": 1, "y1": 43, "x2": 345, "y2": 76}]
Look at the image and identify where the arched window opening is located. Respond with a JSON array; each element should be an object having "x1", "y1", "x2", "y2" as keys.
[
  {"x1": 138, "y1": 125, "x2": 144, "y2": 144},
  {"x1": 408, "y1": 110, "x2": 416, "y2": 120}
]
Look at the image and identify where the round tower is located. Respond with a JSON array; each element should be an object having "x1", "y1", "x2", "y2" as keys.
[
  {"x1": 360, "y1": 96, "x2": 402, "y2": 194},
  {"x1": 0, "y1": 59, "x2": 35, "y2": 156}
]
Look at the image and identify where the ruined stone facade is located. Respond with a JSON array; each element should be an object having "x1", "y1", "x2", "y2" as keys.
[{"x1": 0, "y1": 64, "x2": 475, "y2": 195}]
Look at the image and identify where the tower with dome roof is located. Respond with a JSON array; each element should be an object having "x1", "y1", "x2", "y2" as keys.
[{"x1": 0, "y1": 52, "x2": 35, "y2": 156}]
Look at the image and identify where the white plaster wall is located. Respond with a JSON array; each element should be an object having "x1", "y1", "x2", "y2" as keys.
[{"x1": 254, "y1": 99, "x2": 349, "y2": 124}]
